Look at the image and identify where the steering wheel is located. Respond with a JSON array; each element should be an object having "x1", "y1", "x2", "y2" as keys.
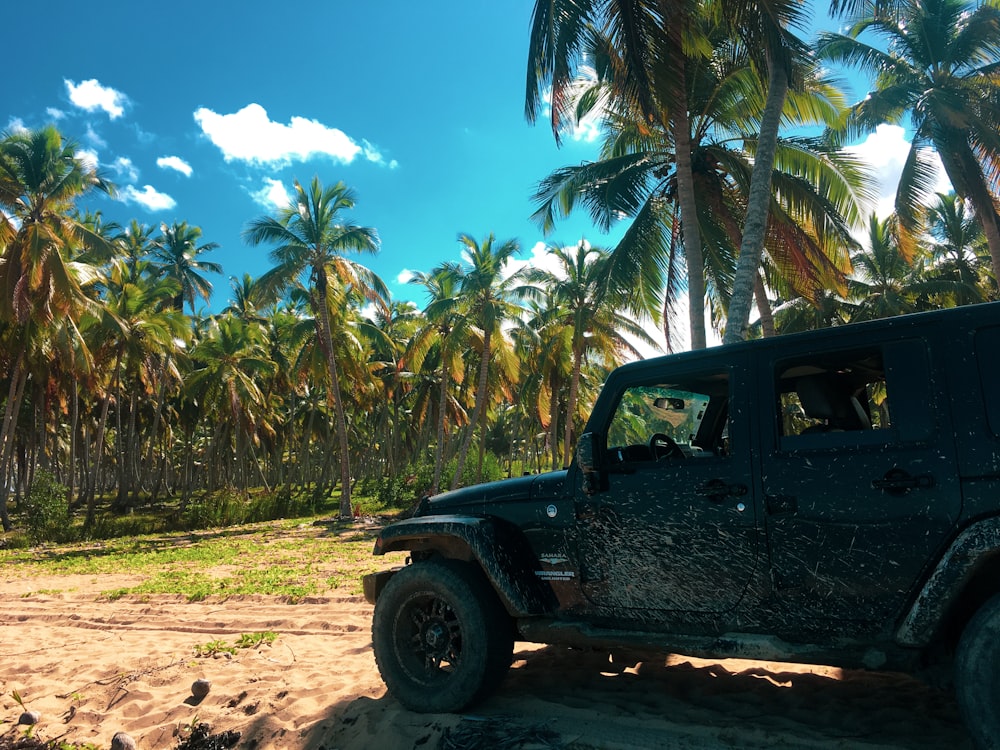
[{"x1": 649, "y1": 432, "x2": 685, "y2": 460}]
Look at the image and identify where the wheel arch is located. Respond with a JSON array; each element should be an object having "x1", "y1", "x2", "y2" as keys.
[
  {"x1": 372, "y1": 515, "x2": 556, "y2": 617},
  {"x1": 897, "y1": 516, "x2": 1000, "y2": 649}
]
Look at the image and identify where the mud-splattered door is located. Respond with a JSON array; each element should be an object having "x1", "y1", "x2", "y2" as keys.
[
  {"x1": 761, "y1": 339, "x2": 961, "y2": 631},
  {"x1": 575, "y1": 359, "x2": 760, "y2": 620}
]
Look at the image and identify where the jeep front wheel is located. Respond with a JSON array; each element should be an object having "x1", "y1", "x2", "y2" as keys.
[
  {"x1": 955, "y1": 593, "x2": 1000, "y2": 749},
  {"x1": 372, "y1": 559, "x2": 513, "y2": 713}
]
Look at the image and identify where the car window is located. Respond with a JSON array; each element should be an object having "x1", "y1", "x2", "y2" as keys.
[
  {"x1": 605, "y1": 370, "x2": 729, "y2": 460},
  {"x1": 775, "y1": 341, "x2": 932, "y2": 449},
  {"x1": 777, "y1": 349, "x2": 889, "y2": 438}
]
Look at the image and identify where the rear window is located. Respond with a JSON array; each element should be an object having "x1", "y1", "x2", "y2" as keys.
[{"x1": 773, "y1": 339, "x2": 933, "y2": 450}]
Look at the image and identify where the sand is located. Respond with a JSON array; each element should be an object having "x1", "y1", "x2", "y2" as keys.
[{"x1": 0, "y1": 571, "x2": 975, "y2": 749}]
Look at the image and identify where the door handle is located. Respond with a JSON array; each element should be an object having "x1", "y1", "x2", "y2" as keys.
[
  {"x1": 696, "y1": 479, "x2": 748, "y2": 503},
  {"x1": 871, "y1": 468, "x2": 935, "y2": 495}
]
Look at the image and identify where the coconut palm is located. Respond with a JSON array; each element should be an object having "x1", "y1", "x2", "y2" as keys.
[
  {"x1": 88, "y1": 262, "x2": 189, "y2": 514},
  {"x1": 407, "y1": 264, "x2": 469, "y2": 493},
  {"x1": 922, "y1": 193, "x2": 994, "y2": 305},
  {"x1": 149, "y1": 221, "x2": 222, "y2": 314},
  {"x1": 0, "y1": 126, "x2": 112, "y2": 326},
  {"x1": 532, "y1": 29, "x2": 866, "y2": 350},
  {"x1": 521, "y1": 242, "x2": 654, "y2": 464},
  {"x1": 818, "y1": 0, "x2": 1000, "y2": 287},
  {"x1": 116, "y1": 220, "x2": 156, "y2": 282},
  {"x1": 512, "y1": 290, "x2": 568, "y2": 471},
  {"x1": 0, "y1": 125, "x2": 112, "y2": 530},
  {"x1": 846, "y1": 213, "x2": 926, "y2": 321},
  {"x1": 223, "y1": 273, "x2": 270, "y2": 325},
  {"x1": 187, "y1": 314, "x2": 276, "y2": 492},
  {"x1": 526, "y1": 0, "x2": 717, "y2": 348},
  {"x1": 243, "y1": 177, "x2": 386, "y2": 517},
  {"x1": 722, "y1": 0, "x2": 813, "y2": 343},
  {"x1": 448, "y1": 234, "x2": 522, "y2": 489}
]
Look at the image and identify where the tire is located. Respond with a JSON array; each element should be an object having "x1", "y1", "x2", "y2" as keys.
[
  {"x1": 372, "y1": 559, "x2": 514, "y2": 713},
  {"x1": 955, "y1": 594, "x2": 1000, "y2": 749}
]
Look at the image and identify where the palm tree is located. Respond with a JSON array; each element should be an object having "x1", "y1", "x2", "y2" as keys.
[
  {"x1": 526, "y1": 0, "x2": 712, "y2": 348},
  {"x1": 723, "y1": 0, "x2": 812, "y2": 344},
  {"x1": 449, "y1": 233, "x2": 522, "y2": 489},
  {"x1": 187, "y1": 314, "x2": 276, "y2": 492},
  {"x1": 149, "y1": 221, "x2": 222, "y2": 314},
  {"x1": 355, "y1": 300, "x2": 418, "y2": 480},
  {"x1": 407, "y1": 264, "x2": 468, "y2": 493},
  {"x1": 923, "y1": 193, "x2": 994, "y2": 305},
  {"x1": 0, "y1": 125, "x2": 112, "y2": 530},
  {"x1": 521, "y1": 242, "x2": 654, "y2": 464},
  {"x1": 243, "y1": 177, "x2": 386, "y2": 517},
  {"x1": 86, "y1": 261, "x2": 188, "y2": 515},
  {"x1": 117, "y1": 220, "x2": 156, "y2": 282},
  {"x1": 532, "y1": 29, "x2": 866, "y2": 350},
  {"x1": 819, "y1": 0, "x2": 1000, "y2": 288},
  {"x1": 847, "y1": 213, "x2": 925, "y2": 320},
  {"x1": 223, "y1": 273, "x2": 270, "y2": 325},
  {"x1": 512, "y1": 290, "x2": 568, "y2": 470}
]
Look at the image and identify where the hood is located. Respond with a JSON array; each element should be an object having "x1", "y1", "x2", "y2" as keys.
[{"x1": 419, "y1": 470, "x2": 569, "y2": 516}]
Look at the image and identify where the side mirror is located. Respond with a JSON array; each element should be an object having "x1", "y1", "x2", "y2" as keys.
[{"x1": 576, "y1": 432, "x2": 602, "y2": 495}]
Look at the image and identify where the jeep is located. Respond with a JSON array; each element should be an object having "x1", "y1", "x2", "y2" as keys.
[{"x1": 363, "y1": 301, "x2": 1000, "y2": 748}]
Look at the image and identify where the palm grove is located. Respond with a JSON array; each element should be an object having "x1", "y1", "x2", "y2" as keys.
[{"x1": 1, "y1": 0, "x2": 998, "y2": 537}]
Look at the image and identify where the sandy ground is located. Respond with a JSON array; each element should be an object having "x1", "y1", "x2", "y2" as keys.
[{"x1": 0, "y1": 572, "x2": 975, "y2": 749}]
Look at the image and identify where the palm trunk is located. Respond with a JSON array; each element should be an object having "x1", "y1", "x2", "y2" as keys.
[
  {"x1": 951, "y1": 147, "x2": 1000, "y2": 298},
  {"x1": 89, "y1": 346, "x2": 123, "y2": 526},
  {"x1": 662, "y1": 211, "x2": 682, "y2": 353},
  {"x1": 68, "y1": 376, "x2": 78, "y2": 510},
  {"x1": 313, "y1": 277, "x2": 353, "y2": 518},
  {"x1": 451, "y1": 327, "x2": 492, "y2": 490},
  {"x1": 755, "y1": 273, "x2": 777, "y2": 337},
  {"x1": 671, "y1": 61, "x2": 707, "y2": 351},
  {"x1": 562, "y1": 348, "x2": 584, "y2": 468},
  {"x1": 548, "y1": 373, "x2": 561, "y2": 471},
  {"x1": 0, "y1": 355, "x2": 29, "y2": 531},
  {"x1": 432, "y1": 360, "x2": 450, "y2": 495},
  {"x1": 724, "y1": 56, "x2": 789, "y2": 344}
]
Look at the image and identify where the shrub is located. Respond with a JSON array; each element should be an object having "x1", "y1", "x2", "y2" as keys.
[
  {"x1": 373, "y1": 474, "x2": 418, "y2": 510},
  {"x1": 19, "y1": 470, "x2": 70, "y2": 544},
  {"x1": 180, "y1": 488, "x2": 320, "y2": 531},
  {"x1": 442, "y1": 452, "x2": 505, "y2": 490}
]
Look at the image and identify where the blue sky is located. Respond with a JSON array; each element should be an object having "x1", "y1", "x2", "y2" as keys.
[{"x1": 5, "y1": 1, "x2": 947, "y2": 318}]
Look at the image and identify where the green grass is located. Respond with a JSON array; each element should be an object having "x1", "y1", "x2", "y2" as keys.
[{"x1": 0, "y1": 514, "x2": 403, "y2": 602}]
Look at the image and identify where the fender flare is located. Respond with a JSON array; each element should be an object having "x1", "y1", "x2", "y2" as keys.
[
  {"x1": 372, "y1": 515, "x2": 555, "y2": 617},
  {"x1": 897, "y1": 517, "x2": 1000, "y2": 647}
]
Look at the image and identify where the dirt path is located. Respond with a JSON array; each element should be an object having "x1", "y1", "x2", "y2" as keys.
[{"x1": 0, "y1": 580, "x2": 974, "y2": 749}]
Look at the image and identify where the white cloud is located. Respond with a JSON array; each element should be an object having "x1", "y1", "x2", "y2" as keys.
[
  {"x1": 249, "y1": 177, "x2": 292, "y2": 210},
  {"x1": 362, "y1": 140, "x2": 399, "y2": 168},
  {"x1": 846, "y1": 124, "x2": 952, "y2": 219},
  {"x1": 111, "y1": 157, "x2": 138, "y2": 182},
  {"x1": 157, "y1": 155, "x2": 193, "y2": 177},
  {"x1": 195, "y1": 104, "x2": 395, "y2": 169},
  {"x1": 5, "y1": 118, "x2": 27, "y2": 133},
  {"x1": 119, "y1": 184, "x2": 176, "y2": 212},
  {"x1": 84, "y1": 124, "x2": 106, "y2": 148},
  {"x1": 46, "y1": 107, "x2": 66, "y2": 121},
  {"x1": 65, "y1": 79, "x2": 127, "y2": 119},
  {"x1": 194, "y1": 103, "x2": 375, "y2": 167},
  {"x1": 502, "y1": 240, "x2": 578, "y2": 280},
  {"x1": 396, "y1": 269, "x2": 414, "y2": 284}
]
